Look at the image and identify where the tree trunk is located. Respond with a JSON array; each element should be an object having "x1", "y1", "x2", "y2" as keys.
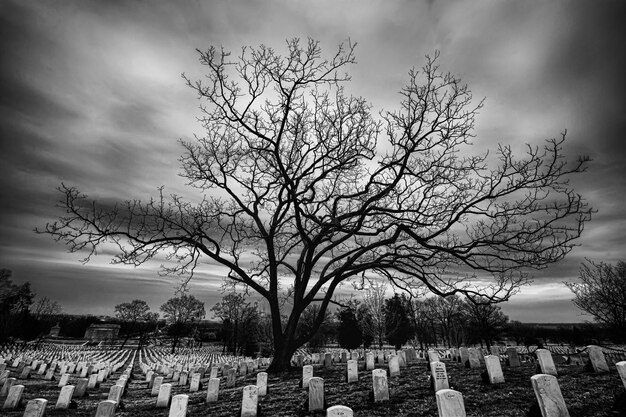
[{"x1": 267, "y1": 338, "x2": 297, "y2": 373}]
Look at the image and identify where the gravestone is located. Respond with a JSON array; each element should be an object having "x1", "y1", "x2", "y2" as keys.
[
  {"x1": 587, "y1": 345, "x2": 610, "y2": 373},
  {"x1": 241, "y1": 385, "x2": 258, "y2": 417},
  {"x1": 347, "y1": 360, "x2": 358, "y2": 382},
  {"x1": 256, "y1": 372, "x2": 268, "y2": 396},
  {"x1": 37, "y1": 363, "x2": 47, "y2": 375},
  {"x1": 388, "y1": 355, "x2": 400, "y2": 377},
  {"x1": 430, "y1": 361, "x2": 450, "y2": 392},
  {"x1": 146, "y1": 370, "x2": 154, "y2": 383},
  {"x1": 616, "y1": 361, "x2": 626, "y2": 389},
  {"x1": 44, "y1": 368, "x2": 55, "y2": 381},
  {"x1": 398, "y1": 350, "x2": 407, "y2": 368},
  {"x1": 530, "y1": 374, "x2": 570, "y2": 417},
  {"x1": 372, "y1": 369, "x2": 389, "y2": 402},
  {"x1": 210, "y1": 366, "x2": 219, "y2": 379},
  {"x1": 1, "y1": 377, "x2": 16, "y2": 397},
  {"x1": 0, "y1": 370, "x2": 9, "y2": 385},
  {"x1": 302, "y1": 365, "x2": 313, "y2": 388},
  {"x1": 107, "y1": 385, "x2": 123, "y2": 407},
  {"x1": 3, "y1": 384, "x2": 24, "y2": 409},
  {"x1": 428, "y1": 350, "x2": 440, "y2": 364},
  {"x1": 350, "y1": 351, "x2": 359, "y2": 361},
  {"x1": 88, "y1": 373, "x2": 99, "y2": 389},
  {"x1": 151, "y1": 376, "x2": 164, "y2": 396},
  {"x1": 484, "y1": 355, "x2": 505, "y2": 384},
  {"x1": 366, "y1": 352, "x2": 375, "y2": 371},
  {"x1": 536, "y1": 349, "x2": 558, "y2": 376},
  {"x1": 459, "y1": 347, "x2": 470, "y2": 367},
  {"x1": 58, "y1": 373, "x2": 70, "y2": 387},
  {"x1": 406, "y1": 348, "x2": 417, "y2": 363},
  {"x1": 341, "y1": 352, "x2": 347, "y2": 363},
  {"x1": 23, "y1": 398, "x2": 47, "y2": 417},
  {"x1": 324, "y1": 353, "x2": 332, "y2": 367},
  {"x1": 56, "y1": 385, "x2": 75, "y2": 409},
  {"x1": 190, "y1": 372, "x2": 201, "y2": 392},
  {"x1": 169, "y1": 394, "x2": 188, "y2": 417},
  {"x1": 75, "y1": 378, "x2": 89, "y2": 397},
  {"x1": 377, "y1": 351, "x2": 385, "y2": 365},
  {"x1": 506, "y1": 347, "x2": 521, "y2": 367},
  {"x1": 226, "y1": 368, "x2": 236, "y2": 388},
  {"x1": 490, "y1": 346, "x2": 500, "y2": 357},
  {"x1": 327, "y1": 405, "x2": 353, "y2": 417},
  {"x1": 95, "y1": 400, "x2": 117, "y2": 417},
  {"x1": 206, "y1": 377, "x2": 220, "y2": 402},
  {"x1": 308, "y1": 377, "x2": 324, "y2": 412},
  {"x1": 467, "y1": 348, "x2": 481, "y2": 369},
  {"x1": 156, "y1": 383, "x2": 172, "y2": 408},
  {"x1": 435, "y1": 389, "x2": 466, "y2": 417}
]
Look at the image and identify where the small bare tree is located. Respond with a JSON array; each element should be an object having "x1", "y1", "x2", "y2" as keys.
[
  {"x1": 360, "y1": 281, "x2": 387, "y2": 348},
  {"x1": 565, "y1": 260, "x2": 626, "y2": 341},
  {"x1": 43, "y1": 39, "x2": 592, "y2": 372}
]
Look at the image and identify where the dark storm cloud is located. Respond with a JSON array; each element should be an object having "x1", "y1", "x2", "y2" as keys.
[{"x1": 1, "y1": 0, "x2": 625, "y2": 320}]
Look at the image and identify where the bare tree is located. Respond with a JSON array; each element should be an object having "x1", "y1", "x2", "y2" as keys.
[
  {"x1": 360, "y1": 281, "x2": 387, "y2": 348},
  {"x1": 462, "y1": 296, "x2": 509, "y2": 348},
  {"x1": 160, "y1": 293, "x2": 205, "y2": 352},
  {"x1": 565, "y1": 260, "x2": 626, "y2": 342},
  {"x1": 210, "y1": 292, "x2": 259, "y2": 355},
  {"x1": 114, "y1": 299, "x2": 158, "y2": 349},
  {"x1": 426, "y1": 295, "x2": 466, "y2": 347},
  {"x1": 42, "y1": 39, "x2": 592, "y2": 372}
]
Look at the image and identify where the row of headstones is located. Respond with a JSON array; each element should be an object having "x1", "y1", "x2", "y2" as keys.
[
  {"x1": 1, "y1": 351, "x2": 136, "y2": 415},
  {"x1": 299, "y1": 350, "x2": 626, "y2": 416},
  {"x1": 0, "y1": 346, "x2": 129, "y2": 370}
]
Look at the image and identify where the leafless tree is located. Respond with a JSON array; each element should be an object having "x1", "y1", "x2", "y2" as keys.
[
  {"x1": 42, "y1": 39, "x2": 592, "y2": 372},
  {"x1": 426, "y1": 295, "x2": 466, "y2": 347},
  {"x1": 565, "y1": 260, "x2": 626, "y2": 341},
  {"x1": 360, "y1": 281, "x2": 387, "y2": 348},
  {"x1": 463, "y1": 296, "x2": 509, "y2": 348}
]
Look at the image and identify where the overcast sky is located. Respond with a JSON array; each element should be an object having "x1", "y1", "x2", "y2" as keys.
[{"x1": 1, "y1": 0, "x2": 625, "y2": 322}]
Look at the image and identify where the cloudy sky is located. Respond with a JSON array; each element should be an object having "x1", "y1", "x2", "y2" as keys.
[{"x1": 1, "y1": 0, "x2": 625, "y2": 322}]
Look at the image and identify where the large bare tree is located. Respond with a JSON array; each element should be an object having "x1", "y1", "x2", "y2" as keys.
[{"x1": 43, "y1": 39, "x2": 592, "y2": 372}]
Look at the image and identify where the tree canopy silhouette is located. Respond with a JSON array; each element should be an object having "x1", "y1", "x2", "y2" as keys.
[{"x1": 43, "y1": 38, "x2": 592, "y2": 372}]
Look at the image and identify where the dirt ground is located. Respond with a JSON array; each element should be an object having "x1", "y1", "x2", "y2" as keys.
[{"x1": 2, "y1": 357, "x2": 625, "y2": 416}]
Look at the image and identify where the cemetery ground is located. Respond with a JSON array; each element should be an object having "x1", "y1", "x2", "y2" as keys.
[{"x1": 2, "y1": 349, "x2": 625, "y2": 417}]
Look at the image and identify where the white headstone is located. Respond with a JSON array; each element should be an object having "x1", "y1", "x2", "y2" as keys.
[
  {"x1": 347, "y1": 360, "x2": 358, "y2": 383},
  {"x1": 484, "y1": 355, "x2": 505, "y2": 384},
  {"x1": 430, "y1": 361, "x2": 450, "y2": 392},
  {"x1": 302, "y1": 365, "x2": 313, "y2": 388},
  {"x1": 308, "y1": 377, "x2": 324, "y2": 412},
  {"x1": 467, "y1": 348, "x2": 481, "y2": 369},
  {"x1": 169, "y1": 394, "x2": 188, "y2": 417},
  {"x1": 3, "y1": 384, "x2": 24, "y2": 409},
  {"x1": 56, "y1": 384, "x2": 75, "y2": 409},
  {"x1": 95, "y1": 400, "x2": 117, "y2": 417},
  {"x1": 326, "y1": 405, "x2": 354, "y2": 417},
  {"x1": 241, "y1": 385, "x2": 258, "y2": 417},
  {"x1": 151, "y1": 376, "x2": 164, "y2": 396},
  {"x1": 506, "y1": 347, "x2": 521, "y2": 367},
  {"x1": 459, "y1": 347, "x2": 470, "y2": 367},
  {"x1": 58, "y1": 373, "x2": 70, "y2": 387},
  {"x1": 209, "y1": 366, "x2": 219, "y2": 379},
  {"x1": 107, "y1": 384, "x2": 123, "y2": 407},
  {"x1": 75, "y1": 377, "x2": 89, "y2": 397},
  {"x1": 435, "y1": 389, "x2": 466, "y2": 417},
  {"x1": 88, "y1": 373, "x2": 99, "y2": 389},
  {"x1": 256, "y1": 372, "x2": 268, "y2": 396},
  {"x1": 190, "y1": 372, "x2": 201, "y2": 392},
  {"x1": 1, "y1": 377, "x2": 16, "y2": 396},
  {"x1": 206, "y1": 377, "x2": 220, "y2": 403},
  {"x1": 587, "y1": 345, "x2": 609, "y2": 373},
  {"x1": 372, "y1": 369, "x2": 389, "y2": 402},
  {"x1": 388, "y1": 355, "x2": 400, "y2": 377},
  {"x1": 226, "y1": 368, "x2": 236, "y2": 388},
  {"x1": 156, "y1": 383, "x2": 172, "y2": 408},
  {"x1": 536, "y1": 349, "x2": 558, "y2": 376},
  {"x1": 23, "y1": 398, "x2": 48, "y2": 417},
  {"x1": 616, "y1": 361, "x2": 626, "y2": 389},
  {"x1": 531, "y1": 374, "x2": 570, "y2": 417},
  {"x1": 366, "y1": 352, "x2": 375, "y2": 371},
  {"x1": 428, "y1": 350, "x2": 440, "y2": 363}
]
